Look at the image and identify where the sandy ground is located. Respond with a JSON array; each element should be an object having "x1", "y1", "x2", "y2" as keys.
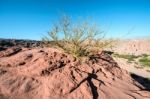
[
  {"x1": 106, "y1": 39, "x2": 150, "y2": 78},
  {"x1": 114, "y1": 57, "x2": 150, "y2": 78}
]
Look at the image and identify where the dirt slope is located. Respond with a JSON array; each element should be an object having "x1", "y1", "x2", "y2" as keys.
[{"x1": 0, "y1": 46, "x2": 149, "y2": 99}]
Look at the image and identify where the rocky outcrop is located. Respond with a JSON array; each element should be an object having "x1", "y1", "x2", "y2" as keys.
[
  {"x1": 0, "y1": 47, "x2": 149, "y2": 99},
  {"x1": 0, "y1": 38, "x2": 42, "y2": 49}
]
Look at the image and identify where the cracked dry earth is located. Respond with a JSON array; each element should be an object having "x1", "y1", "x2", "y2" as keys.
[{"x1": 0, "y1": 47, "x2": 149, "y2": 99}]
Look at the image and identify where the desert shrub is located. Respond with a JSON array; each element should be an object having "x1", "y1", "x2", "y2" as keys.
[
  {"x1": 141, "y1": 54, "x2": 149, "y2": 57},
  {"x1": 139, "y1": 56, "x2": 150, "y2": 67},
  {"x1": 146, "y1": 70, "x2": 150, "y2": 73},
  {"x1": 42, "y1": 15, "x2": 113, "y2": 59},
  {"x1": 113, "y1": 53, "x2": 139, "y2": 62}
]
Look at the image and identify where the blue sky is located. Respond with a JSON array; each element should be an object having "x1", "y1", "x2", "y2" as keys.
[{"x1": 0, "y1": 0, "x2": 150, "y2": 40}]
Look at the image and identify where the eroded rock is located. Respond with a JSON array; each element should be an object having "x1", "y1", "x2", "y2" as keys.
[{"x1": 0, "y1": 47, "x2": 149, "y2": 99}]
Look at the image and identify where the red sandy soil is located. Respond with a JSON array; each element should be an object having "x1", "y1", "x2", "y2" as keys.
[{"x1": 0, "y1": 47, "x2": 150, "y2": 99}]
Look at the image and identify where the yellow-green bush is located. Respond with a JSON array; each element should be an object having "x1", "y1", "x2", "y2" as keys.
[{"x1": 42, "y1": 15, "x2": 113, "y2": 59}]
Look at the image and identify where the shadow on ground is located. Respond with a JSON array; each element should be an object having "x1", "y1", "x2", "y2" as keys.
[{"x1": 131, "y1": 73, "x2": 150, "y2": 91}]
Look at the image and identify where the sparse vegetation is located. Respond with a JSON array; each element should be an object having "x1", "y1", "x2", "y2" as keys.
[
  {"x1": 139, "y1": 56, "x2": 150, "y2": 67},
  {"x1": 42, "y1": 15, "x2": 114, "y2": 59},
  {"x1": 141, "y1": 53, "x2": 149, "y2": 57},
  {"x1": 113, "y1": 53, "x2": 139, "y2": 62},
  {"x1": 146, "y1": 70, "x2": 150, "y2": 73},
  {"x1": 114, "y1": 53, "x2": 150, "y2": 68}
]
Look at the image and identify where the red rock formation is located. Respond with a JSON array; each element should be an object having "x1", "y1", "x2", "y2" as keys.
[{"x1": 0, "y1": 47, "x2": 149, "y2": 99}]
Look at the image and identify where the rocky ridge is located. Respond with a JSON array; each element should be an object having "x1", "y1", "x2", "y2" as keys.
[{"x1": 0, "y1": 39, "x2": 149, "y2": 99}]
